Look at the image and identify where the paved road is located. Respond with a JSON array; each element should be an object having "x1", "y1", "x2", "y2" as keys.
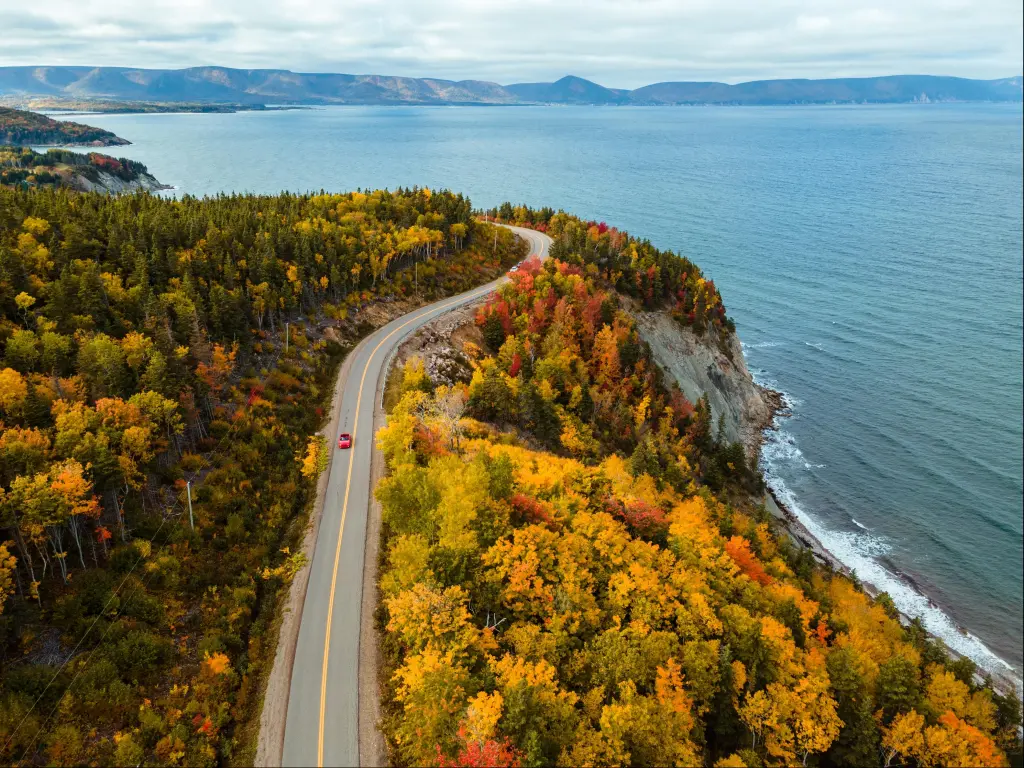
[{"x1": 282, "y1": 225, "x2": 552, "y2": 767}]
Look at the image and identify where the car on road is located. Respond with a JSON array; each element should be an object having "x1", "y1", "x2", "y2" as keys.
[
  {"x1": 509, "y1": 265, "x2": 519, "y2": 273},
  {"x1": 337, "y1": 433, "x2": 352, "y2": 449}
]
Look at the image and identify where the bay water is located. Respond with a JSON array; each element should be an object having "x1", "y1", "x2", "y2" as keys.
[{"x1": 55, "y1": 103, "x2": 1023, "y2": 682}]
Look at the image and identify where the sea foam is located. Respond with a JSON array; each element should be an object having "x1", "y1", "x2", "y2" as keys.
[{"x1": 746, "y1": 348, "x2": 1023, "y2": 694}]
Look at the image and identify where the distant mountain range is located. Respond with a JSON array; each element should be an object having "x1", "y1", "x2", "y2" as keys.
[{"x1": 1, "y1": 67, "x2": 1020, "y2": 106}]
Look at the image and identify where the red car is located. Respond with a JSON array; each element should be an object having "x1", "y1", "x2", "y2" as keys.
[{"x1": 337, "y1": 433, "x2": 352, "y2": 449}]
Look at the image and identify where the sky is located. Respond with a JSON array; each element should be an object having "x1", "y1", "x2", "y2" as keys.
[{"x1": 0, "y1": 0, "x2": 1021, "y2": 87}]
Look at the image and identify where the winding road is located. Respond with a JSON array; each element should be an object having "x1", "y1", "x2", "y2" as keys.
[{"x1": 282, "y1": 225, "x2": 552, "y2": 767}]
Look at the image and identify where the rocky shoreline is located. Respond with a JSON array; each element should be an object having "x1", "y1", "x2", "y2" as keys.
[
  {"x1": 69, "y1": 169, "x2": 172, "y2": 194},
  {"x1": 754, "y1": 381, "x2": 1022, "y2": 697},
  {"x1": 25, "y1": 137, "x2": 131, "y2": 147}
]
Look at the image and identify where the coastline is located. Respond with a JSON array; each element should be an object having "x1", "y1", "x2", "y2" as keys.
[
  {"x1": 753, "y1": 383, "x2": 1023, "y2": 697},
  {"x1": 14, "y1": 139, "x2": 131, "y2": 148}
]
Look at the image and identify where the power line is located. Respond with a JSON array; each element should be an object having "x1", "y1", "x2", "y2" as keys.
[{"x1": 0, "y1": 323, "x2": 294, "y2": 759}]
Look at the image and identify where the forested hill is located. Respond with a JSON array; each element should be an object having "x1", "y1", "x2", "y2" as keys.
[
  {"x1": 0, "y1": 187, "x2": 527, "y2": 766},
  {"x1": 373, "y1": 206, "x2": 1023, "y2": 768},
  {"x1": 1, "y1": 146, "x2": 165, "y2": 193},
  {"x1": 0, "y1": 107, "x2": 129, "y2": 147},
  {"x1": 0, "y1": 186, "x2": 1020, "y2": 766},
  {"x1": 1, "y1": 66, "x2": 1021, "y2": 105}
]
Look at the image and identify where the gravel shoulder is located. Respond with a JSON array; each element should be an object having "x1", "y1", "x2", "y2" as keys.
[
  {"x1": 255, "y1": 339, "x2": 361, "y2": 767},
  {"x1": 358, "y1": 389, "x2": 389, "y2": 767}
]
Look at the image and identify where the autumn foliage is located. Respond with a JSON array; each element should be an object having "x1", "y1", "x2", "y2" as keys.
[
  {"x1": 375, "y1": 251, "x2": 1017, "y2": 767},
  {"x1": 0, "y1": 185, "x2": 525, "y2": 766},
  {"x1": 486, "y1": 202, "x2": 734, "y2": 334},
  {"x1": 725, "y1": 535, "x2": 774, "y2": 585}
]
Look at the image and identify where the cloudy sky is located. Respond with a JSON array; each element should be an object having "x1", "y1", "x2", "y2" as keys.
[{"x1": 0, "y1": 0, "x2": 1020, "y2": 87}]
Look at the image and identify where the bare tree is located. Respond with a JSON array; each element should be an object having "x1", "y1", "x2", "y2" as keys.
[{"x1": 430, "y1": 385, "x2": 467, "y2": 450}]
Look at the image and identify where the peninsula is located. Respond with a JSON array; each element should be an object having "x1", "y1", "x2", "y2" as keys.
[
  {"x1": 0, "y1": 145, "x2": 168, "y2": 192},
  {"x1": 0, "y1": 105, "x2": 130, "y2": 146}
]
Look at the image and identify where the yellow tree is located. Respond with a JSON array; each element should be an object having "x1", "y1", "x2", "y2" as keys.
[
  {"x1": 0, "y1": 368, "x2": 28, "y2": 416},
  {"x1": 429, "y1": 385, "x2": 468, "y2": 451},
  {"x1": 15, "y1": 291, "x2": 36, "y2": 323},
  {"x1": 49, "y1": 458, "x2": 101, "y2": 570},
  {"x1": 883, "y1": 709, "x2": 1007, "y2": 768},
  {"x1": 739, "y1": 674, "x2": 841, "y2": 766},
  {"x1": 392, "y1": 648, "x2": 471, "y2": 764},
  {"x1": 881, "y1": 710, "x2": 926, "y2": 768},
  {"x1": 591, "y1": 672, "x2": 701, "y2": 768},
  {"x1": 297, "y1": 435, "x2": 328, "y2": 481},
  {"x1": 386, "y1": 583, "x2": 479, "y2": 659},
  {"x1": 0, "y1": 542, "x2": 16, "y2": 613}
]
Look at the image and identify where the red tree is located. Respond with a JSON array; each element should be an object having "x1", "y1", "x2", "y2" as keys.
[{"x1": 436, "y1": 739, "x2": 522, "y2": 768}]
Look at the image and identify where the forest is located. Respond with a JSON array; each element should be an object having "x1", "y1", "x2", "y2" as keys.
[
  {"x1": 373, "y1": 230, "x2": 1022, "y2": 766},
  {"x1": 1, "y1": 146, "x2": 154, "y2": 191},
  {"x1": 0, "y1": 107, "x2": 129, "y2": 148},
  {"x1": 0, "y1": 181, "x2": 1019, "y2": 767},
  {"x1": 484, "y1": 203, "x2": 734, "y2": 338},
  {"x1": 0, "y1": 185, "x2": 525, "y2": 765}
]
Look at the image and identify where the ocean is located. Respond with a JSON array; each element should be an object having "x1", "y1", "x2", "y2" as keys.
[{"x1": 53, "y1": 103, "x2": 1024, "y2": 683}]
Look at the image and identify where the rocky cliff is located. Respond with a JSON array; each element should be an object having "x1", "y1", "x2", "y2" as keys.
[
  {"x1": 631, "y1": 309, "x2": 778, "y2": 464},
  {"x1": 68, "y1": 169, "x2": 169, "y2": 194}
]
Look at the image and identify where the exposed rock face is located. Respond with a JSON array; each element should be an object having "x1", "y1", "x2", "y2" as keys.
[
  {"x1": 631, "y1": 309, "x2": 778, "y2": 464},
  {"x1": 68, "y1": 169, "x2": 170, "y2": 194},
  {"x1": 392, "y1": 304, "x2": 481, "y2": 388}
]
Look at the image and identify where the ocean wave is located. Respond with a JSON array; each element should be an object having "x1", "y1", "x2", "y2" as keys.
[
  {"x1": 742, "y1": 340, "x2": 783, "y2": 349},
  {"x1": 747, "y1": 369, "x2": 804, "y2": 409},
  {"x1": 761, "y1": 429, "x2": 806, "y2": 465},
  {"x1": 760, "y1": 418, "x2": 1023, "y2": 692}
]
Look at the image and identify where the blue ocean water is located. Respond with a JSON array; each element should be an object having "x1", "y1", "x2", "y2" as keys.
[{"x1": 58, "y1": 104, "x2": 1023, "y2": 680}]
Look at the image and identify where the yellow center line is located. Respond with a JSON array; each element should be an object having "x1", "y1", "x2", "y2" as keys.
[{"x1": 315, "y1": 243, "x2": 538, "y2": 765}]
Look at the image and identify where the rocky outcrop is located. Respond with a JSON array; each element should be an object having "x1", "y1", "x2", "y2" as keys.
[
  {"x1": 68, "y1": 169, "x2": 171, "y2": 194},
  {"x1": 391, "y1": 303, "x2": 481, "y2": 388},
  {"x1": 631, "y1": 309, "x2": 778, "y2": 464}
]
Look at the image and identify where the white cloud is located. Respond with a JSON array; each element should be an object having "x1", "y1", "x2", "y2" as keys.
[{"x1": 0, "y1": 0, "x2": 1020, "y2": 86}]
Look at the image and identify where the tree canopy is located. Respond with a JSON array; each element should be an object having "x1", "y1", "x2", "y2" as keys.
[
  {"x1": 374, "y1": 254, "x2": 1018, "y2": 767},
  {"x1": 0, "y1": 184, "x2": 523, "y2": 766}
]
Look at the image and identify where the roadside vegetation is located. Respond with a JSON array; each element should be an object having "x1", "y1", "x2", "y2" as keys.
[
  {"x1": 374, "y1": 226, "x2": 1022, "y2": 767},
  {"x1": 484, "y1": 201, "x2": 735, "y2": 337},
  {"x1": 0, "y1": 185, "x2": 522, "y2": 766}
]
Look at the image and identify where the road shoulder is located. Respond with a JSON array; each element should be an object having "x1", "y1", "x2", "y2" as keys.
[
  {"x1": 358, "y1": 385, "x2": 389, "y2": 767},
  {"x1": 255, "y1": 339, "x2": 361, "y2": 767}
]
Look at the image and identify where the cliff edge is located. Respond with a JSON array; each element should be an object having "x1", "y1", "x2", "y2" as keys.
[
  {"x1": 631, "y1": 308, "x2": 778, "y2": 465},
  {"x1": 67, "y1": 169, "x2": 169, "y2": 194},
  {"x1": 1, "y1": 146, "x2": 169, "y2": 193}
]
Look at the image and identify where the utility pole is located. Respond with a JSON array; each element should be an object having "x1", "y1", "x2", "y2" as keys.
[
  {"x1": 493, "y1": 228, "x2": 498, "y2": 252},
  {"x1": 187, "y1": 481, "x2": 194, "y2": 531}
]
